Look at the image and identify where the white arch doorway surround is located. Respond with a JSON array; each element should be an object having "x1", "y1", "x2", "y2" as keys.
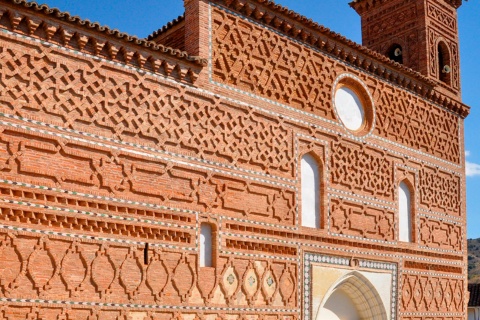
[
  {"x1": 315, "y1": 272, "x2": 388, "y2": 320},
  {"x1": 304, "y1": 253, "x2": 396, "y2": 320}
]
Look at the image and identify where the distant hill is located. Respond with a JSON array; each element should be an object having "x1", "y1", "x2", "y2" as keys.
[{"x1": 468, "y1": 238, "x2": 480, "y2": 284}]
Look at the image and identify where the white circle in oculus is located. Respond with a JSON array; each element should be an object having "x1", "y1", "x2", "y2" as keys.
[{"x1": 335, "y1": 87, "x2": 365, "y2": 131}]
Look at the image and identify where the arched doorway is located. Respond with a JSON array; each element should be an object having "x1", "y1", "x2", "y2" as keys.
[{"x1": 316, "y1": 272, "x2": 388, "y2": 320}]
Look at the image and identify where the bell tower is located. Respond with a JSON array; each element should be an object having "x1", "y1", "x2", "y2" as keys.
[{"x1": 351, "y1": 0, "x2": 462, "y2": 97}]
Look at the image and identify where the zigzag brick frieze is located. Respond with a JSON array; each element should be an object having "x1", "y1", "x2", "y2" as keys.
[
  {"x1": 0, "y1": 202, "x2": 193, "y2": 244},
  {"x1": 427, "y1": 2, "x2": 457, "y2": 34},
  {"x1": 0, "y1": 184, "x2": 194, "y2": 225},
  {"x1": 225, "y1": 238, "x2": 297, "y2": 256}
]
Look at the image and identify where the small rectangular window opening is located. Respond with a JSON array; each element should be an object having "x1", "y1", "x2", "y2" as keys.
[{"x1": 144, "y1": 243, "x2": 149, "y2": 265}]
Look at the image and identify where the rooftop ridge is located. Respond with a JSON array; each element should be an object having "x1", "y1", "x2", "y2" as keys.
[
  {"x1": 4, "y1": 0, "x2": 205, "y2": 66},
  {"x1": 146, "y1": 14, "x2": 185, "y2": 41},
  {"x1": 350, "y1": 0, "x2": 463, "y2": 12}
]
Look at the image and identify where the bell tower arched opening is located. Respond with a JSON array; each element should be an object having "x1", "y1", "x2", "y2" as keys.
[
  {"x1": 438, "y1": 41, "x2": 452, "y2": 84},
  {"x1": 351, "y1": 0, "x2": 462, "y2": 96}
]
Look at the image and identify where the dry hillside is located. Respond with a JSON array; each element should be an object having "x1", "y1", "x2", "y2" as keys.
[{"x1": 468, "y1": 238, "x2": 480, "y2": 283}]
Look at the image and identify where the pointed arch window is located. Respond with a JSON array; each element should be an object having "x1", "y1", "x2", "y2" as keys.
[
  {"x1": 399, "y1": 181, "x2": 413, "y2": 242},
  {"x1": 301, "y1": 153, "x2": 320, "y2": 228}
]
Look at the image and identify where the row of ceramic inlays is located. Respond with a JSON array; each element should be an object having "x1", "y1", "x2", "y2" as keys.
[
  {"x1": 207, "y1": 4, "x2": 463, "y2": 170},
  {"x1": 304, "y1": 253, "x2": 398, "y2": 271},
  {"x1": 0, "y1": 27, "x2": 463, "y2": 179},
  {"x1": 0, "y1": 114, "x2": 462, "y2": 226},
  {"x1": 400, "y1": 312, "x2": 464, "y2": 317},
  {"x1": 303, "y1": 252, "x2": 398, "y2": 320},
  {"x1": 418, "y1": 212, "x2": 462, "y2": 225},
  {"x1": 0, "y1": 298, "x2": 298, "y2": 313},
  {"x1": 418, "y1": 207, "x2": 463, "y2": 222},
  {"x1": 225, "y1": 230, "x2": 463, "y2": 264},
  {"x1": 402, "y1": 269, "x2": 464, "y2": 279}
]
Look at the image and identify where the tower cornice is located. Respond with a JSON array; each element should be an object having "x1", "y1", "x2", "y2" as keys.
[{"x1": 350, "y1": 0, "x2": 463, "y2": 14}]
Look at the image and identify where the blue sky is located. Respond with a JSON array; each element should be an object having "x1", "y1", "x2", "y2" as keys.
[{"x1": 34, "y1": 0, "x2": 480, "y2": 238}]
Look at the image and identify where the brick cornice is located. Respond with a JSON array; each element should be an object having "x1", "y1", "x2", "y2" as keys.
[
  {"x1": 0, "y1": 1, "x2": 207, "y2": 85},
  {"x1": 350, "y1": 0, "x2": 463, "y2": 13},
  {"x1": 4, "y1": 0, "x2": 206, "y2": 65}
]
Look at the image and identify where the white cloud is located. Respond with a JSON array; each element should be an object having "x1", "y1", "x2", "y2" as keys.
[
  {"x1": 467, "y1": 161, "x2": 480, "y2": 177},
  {"x1": 466, "y1": 150, "x2": 480, "y2": 177}
]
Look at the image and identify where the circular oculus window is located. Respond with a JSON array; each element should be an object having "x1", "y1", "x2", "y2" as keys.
[
  {"x1": 333, "y1": 76, "x2": 374, "y2": 136},
  {"x1": 335, "y1": 87, "x2": 365, "y2": 131}
]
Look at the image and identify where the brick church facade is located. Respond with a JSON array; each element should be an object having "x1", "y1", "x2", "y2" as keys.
[{"x1": 0, "y1": 0, "x2": 470, "y2": 319}]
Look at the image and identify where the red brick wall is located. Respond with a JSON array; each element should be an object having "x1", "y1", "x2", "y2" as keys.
[{"x1": 0, "y1": 0, "x2": 467, "y2": 319}]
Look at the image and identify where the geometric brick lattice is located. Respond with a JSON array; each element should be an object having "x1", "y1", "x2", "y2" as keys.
[{"x1": 212, "y1": 7, "x2": 461, "y2": 164}]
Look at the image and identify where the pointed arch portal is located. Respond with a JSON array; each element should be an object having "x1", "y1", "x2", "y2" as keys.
[{"x1": 316, "y1": 272, "x2": 388, "y2": 320}]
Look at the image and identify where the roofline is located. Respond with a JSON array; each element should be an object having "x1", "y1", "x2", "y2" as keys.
[
  {"x1": 4, "y1": 0, "x2": 206, "y2": 66},
  {"x1": 350, "y1": 0, "x2": 463, "y2": 12},
  {"x1": 469, "y1": 283, "x2": 480, "y2": 307},
  {"x1": 146, "y1": 15, "x2": 185, "y2": 42},
  {"x1": 211, "y1": 0, "x2": 469, "y2": 118}
]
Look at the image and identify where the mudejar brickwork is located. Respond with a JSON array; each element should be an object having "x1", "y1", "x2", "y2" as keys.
[{"x1": 0, "y1": 0, "x2": 470, "y2": 319}]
